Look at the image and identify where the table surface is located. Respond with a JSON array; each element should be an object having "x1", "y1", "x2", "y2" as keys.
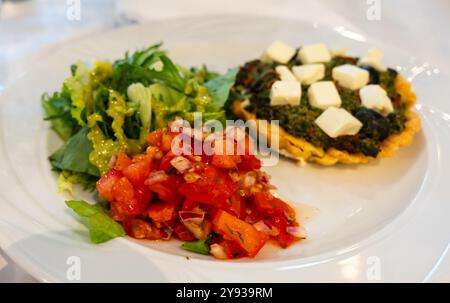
[{"x1": 1, "y1": 0, "x2": 449, "y2": 283}]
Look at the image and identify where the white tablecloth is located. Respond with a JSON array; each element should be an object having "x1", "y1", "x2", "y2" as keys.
[{"x1": 1, "y1": 0, "x2": 449, "y2": 283}]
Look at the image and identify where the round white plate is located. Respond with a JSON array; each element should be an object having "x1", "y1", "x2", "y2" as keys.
[{"x1": 0, "y1": 16, "x2": 449, "y2": 282}]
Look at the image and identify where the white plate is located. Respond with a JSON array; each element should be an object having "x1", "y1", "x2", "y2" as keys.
[{"x1": 0, "y1": 16, "x2": 449, "y2": 282}]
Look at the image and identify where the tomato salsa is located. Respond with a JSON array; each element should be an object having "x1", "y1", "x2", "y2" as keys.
[{"x1": 96, "y1": 120, "x2": 304, "y2": 259}]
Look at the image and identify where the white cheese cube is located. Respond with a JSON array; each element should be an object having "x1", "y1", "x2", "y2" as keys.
[
  {"x1": 308, "y1": 81, "x2": 342, "y2": 110},
  {"x1": 261, "y1": 41, "x2": 296, "y2": 64},
  {"x1": 297, "y1": 43, "x2": 331, "y2": 64},
  {"x1": 275, "y1": 65, "x2": 297, "y2": 82},
  {"x1": 332, "y1": 64, "x2": 369, "y2": 90},
  {"x1": 270, "y1": 81, "x2": 302, "y2": 106},
  {"x1": 292, "y1": 64, "x2": 325, "y2": 85},
  {"x1": 358, "y1": 48, "x2": 386, "y2": 71},
  {"x1": 330, "y1": 48, "x2": 347, "y2": 57},
  {"x1": 315, "y1": 107, "x2": 363, "y2": 138},
  {"x1": 359, "y1": 85, "x2": 394, "y2": 115}
]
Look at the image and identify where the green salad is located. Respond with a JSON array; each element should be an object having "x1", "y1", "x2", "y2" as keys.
[{"x1": 43, "y1": 43, "x2": 237, "y2": 195}]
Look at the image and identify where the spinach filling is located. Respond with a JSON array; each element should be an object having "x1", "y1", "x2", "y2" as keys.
[{"x1": 231, "y1": 57, "x2": 406, "y2": 157}]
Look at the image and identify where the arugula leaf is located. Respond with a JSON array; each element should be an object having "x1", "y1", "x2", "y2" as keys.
[
  {"x1": 181, "y1": 235, "x2": 212, "y2": 255},
  {"x1": 66, "y1": 200, "x2": 124, "y2": 244},
  {"x1": 115, "y1": 43, "x2": 165, "y2": 68},
  {"x1": 42, "y1": 90, "x2": 79, "y2": 141},
  {"x1": 204, "y1": 67, "x2": 238, "y2": 112},
  {"x1": 49, "y1": 128, "x2": 100, "y2": 177}
]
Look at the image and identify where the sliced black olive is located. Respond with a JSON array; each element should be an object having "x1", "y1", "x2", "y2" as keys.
[
  {"x1": 359, "y1": 64, "x2": 380, "y2": 84},
  {"x1": 354, "y1": 108, "x2": 389, "y2": 141}
]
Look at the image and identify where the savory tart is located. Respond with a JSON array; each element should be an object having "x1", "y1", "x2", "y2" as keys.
[{"x1": 231, "y1": 41, "x2": 421, "y2": 165}]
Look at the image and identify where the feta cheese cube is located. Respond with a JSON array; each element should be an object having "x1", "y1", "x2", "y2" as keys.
[
  {"x1": 315, "y1": 107, "x2": 363, "y2": 138},
  {"x1": 270, "y1": 81, "x2": 302, "y2": 106},
  {"x1": 359, "y1": 85, "x2": 394, "y2": 115},
  {"x1": 308, "y1": 81, "x2": 342, "y2": 110},
  {"x1": 358, "y1": 48, "x2": 386, "y2": 71},
  {"x1": 332, "y1": 64, "x2": 369, "y2": 90},
  {"x1": 330, "y1": 48, "x2": 347, "y2": 57},
  {"x1": 275, "y1": 65, "x2": 297, "y2": 82},
  {"x1": 292, "y1": 64, "x2": 325, "y2": 85},
  {"x1": 297, "y1": 43, "x2": 331, "y2": 64},
  {"x1": 261, "y1": 41, "x2": 296, "y2": 64}
]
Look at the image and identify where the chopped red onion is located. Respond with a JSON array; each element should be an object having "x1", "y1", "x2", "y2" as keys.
[
  {"x1": 170, "y1": 156, "x2": 192, "y2": 173},
  {"x1": 179, "y1": 211, "x2": 205, "y2": 224},
  {"x1": 145, "y1": 170, "x2": 168, "y2": 185},
  {"x1": 210, "y1": 244, "x2": 227, "y2": 259},
  {"x1": 253, "y1": 221, "x2": 272, "y2": 233},
  {"x1": 253, "y1": 220, "x2": 279, "y2": 236},
  {"x1": 242, "y1": 172, "x2": 257, "y2": 188},
  {"x1": 179, "y1": 210, "x2": 206, "y2": 240},
  {"x1": 286, "y1": 226, "x2": 307, "y2": 239}
]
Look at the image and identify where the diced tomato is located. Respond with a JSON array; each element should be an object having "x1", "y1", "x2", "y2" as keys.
[
  {"x1": 147, "y1": 201, "x2": 176, "y2": 222},
  {"x1": 114, "y1": 151, "x2": 132, "y2": 171},
  {"x1": 108, "y1": 202, "x2": 128, "y2": 222},
  {"x1": 230, "y1": 194, "x2": 245, "y2": 219},
  {"x1": 212, "y1": 210, "x2": 268, "y2": 257},
  {"x1": 123, "y1": 219, "x2": 163, "y2": 240},
  {"x1": 174, "y1": 223, "x2": 197, "y2": 242},
  {"x1": 253, "y1": 192, "x2": 295, "y2": 220},
  {"x1": 238, "y1": 155, "x2": 261, "y2": 171},
  {"x1": 179, "y1": 182, "x2": 230, "y2": 206},
  {"x1": 112, "y1": 177, "x2": 144, "y2": 215},
  {"x1": 112, "y1": 177, "x2": 135, "y2": 204},
  {"x1": 147, "y1": 129, "x2": 163, "y2": 147},
  {"x1": 134, "y1": 185, "x2": 153, "y2": 206},
  {"x1": 148, "y1": 174, "x2": 183, "y2": 203},
  {"x1": 159, "y1": 151, "x2": 176, "y2": 171},
  {"x1": 96, "y1": 170, "x2": 122, "y2": 202},
  {"x1": 161, "y1": 131, "x2": 178, "y2": 152},
  {"x1": 122, "y1": 158, "x2": 153, "y2": 186},
  {"x1": 211, "y1": 154, "x2": 241, "y2": 169},
  {"x1": 179, "y1": 166, "x2": 236, "y2": 206},
  {"x1": 211, "y1": 139, "x2": 241, "y2": 168},
  {"x1": 218, "y1": 239, "x2": 246, "y2": 259},
  {"x1": 95, "y1": 122, "x2": 300, "y2": 259},
  {"x1": 182, "y1": 199, "x2": 200, "y2": 211},
  {"x1": 275, "y1": 229, "x2": 297, "y2": 248}
]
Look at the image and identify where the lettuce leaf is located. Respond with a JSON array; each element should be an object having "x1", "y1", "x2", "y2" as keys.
[
  {"x1": 49, "y1": 128, "x2": 100, "y2": 177},
  {"x1": 66, "y1": 200, "x2": 124, "y2": 244},
  {"x1": 204, "y1": 67, "x2": 238, "y2": 112}
]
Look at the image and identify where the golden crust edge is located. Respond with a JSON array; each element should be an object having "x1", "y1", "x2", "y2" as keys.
[{"x1": 231, "y1": 75, "x2": 421, "y2": 165}]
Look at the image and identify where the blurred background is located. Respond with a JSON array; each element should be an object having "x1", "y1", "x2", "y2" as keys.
[{"x1": 0, "y1": 0, "x2": 449, "y2": 282}]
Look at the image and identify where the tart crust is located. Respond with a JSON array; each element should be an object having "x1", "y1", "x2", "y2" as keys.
[{"x1": 231, "y1": 76, "x2": 421, "y2": 165}]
